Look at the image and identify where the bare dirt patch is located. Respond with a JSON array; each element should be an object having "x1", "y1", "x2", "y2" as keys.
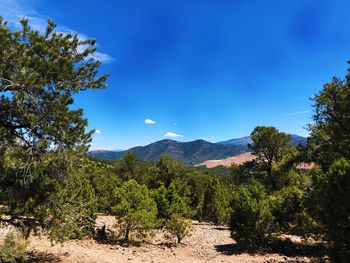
[
  {"x1": 196, "y1": 153, "x2": 255, "y2": 168},
  {"x1": 17, "y1": 215, "x2": 327, "y2": 263}
]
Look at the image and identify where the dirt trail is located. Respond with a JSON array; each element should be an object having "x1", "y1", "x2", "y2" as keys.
[{"x1": 23, "y1": 216, "x2": 321, "y2": 263}]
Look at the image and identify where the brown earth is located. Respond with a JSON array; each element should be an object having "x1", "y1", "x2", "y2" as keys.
[
  {"x1": 195, "y1": 153, "x2": 255, "y2": 168},
  {"x1": 0, "y1": 215, "x2": 327, "y2": 263},
  {"x1": 196, "y1": 153, "x2": 315, "y2": 170}
]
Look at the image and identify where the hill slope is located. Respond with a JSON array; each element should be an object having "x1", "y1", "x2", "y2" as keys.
[
  {"x1": 89, "y1": 139, "x2": 248, "y2": 165},
  {"x1": 196, "y1": 152, "x2": 255, "y2": 168}
]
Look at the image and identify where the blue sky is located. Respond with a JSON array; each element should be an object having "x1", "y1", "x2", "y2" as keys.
[{"x1": 2, "y1": 0, "x2": 350, "y2": 149}]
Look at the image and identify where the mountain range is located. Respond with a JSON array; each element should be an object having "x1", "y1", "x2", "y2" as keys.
[
  {"x1": 88, "y1": 135, "x2": 307, "y2": 165},
  {"x1": 217, "y1": 134, "x2": 306, "y2": 147}
]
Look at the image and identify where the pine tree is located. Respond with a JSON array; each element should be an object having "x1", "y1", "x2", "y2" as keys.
[
  {"x1": 229, "y1": 180, "x2": 273, "y2": 248},
  {"x1": 112, "y1": 180, "x2": 157, "y2": 242},
  {"x1": 249, "y1": 126, "x2": 292, "y2": 190},
  {"x1": 202, "y1": 177, "x2": 231, "y2": 224},
  {"x1": 154, "y1": 183, "x2": 190, "y2": 220},
  {"x1": 0, "y1": 17, "x2": 107, "y2": 240}
]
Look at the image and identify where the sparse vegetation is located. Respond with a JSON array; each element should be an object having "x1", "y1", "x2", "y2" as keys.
[
  {"x1": 0, "y1": 233, "x2": 28, "y2": 263},
  {"x1": 165, "y1": 214, "x2": 192, "y2": 244}
]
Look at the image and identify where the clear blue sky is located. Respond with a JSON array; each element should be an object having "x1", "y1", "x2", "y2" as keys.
[{"x1": 2, "y1": 0, "x2": 350, "y2": 149}]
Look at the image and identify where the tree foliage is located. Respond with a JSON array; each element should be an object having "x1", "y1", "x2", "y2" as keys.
[
  {"x1": 0, "y1": 17, "x2": 107, "y2": 241},
  {"x1": 112, "y1": 180, "x2": 158, "y2": 241},
  {"x1": 309, "y1": 74, "x2": 350, "y2": 169},
  {"x1": 115, "y1": 152, "x2": 140, "y2": 181},
  {"x1": 89, "y1": 162, "x2": 120, "y2": 213},
  {"x1": 202, "y1": 177, "x2": 231, "y2": 224},
  {"x1": 49, "y1": 167, "x2": 98, "y2": 242},
  {"x1": 308, "y1": 64, "x2": 350, "y2": 261},
  {"x1": 154, "y1": 183, "x2": 190, "y2": 221},
  {"x1": 229, "y1": 180, "x2": 273, "y2": 248},
  {"x1": 156, "y1": 155, "x2": 184, "y2": 187},
  {"x1": 0, "y1": 17, "x2": 108, "y2": 152},
  {"x1": 250, "y1": 126, "x2": 292, "y2": 190},
  {"x1": 0, "y1": 233, "x2": 28, "y2": 263},
  {"x1": 318, "y1": 158, "x2": 350, "y2": 261},
  {"x1": 165, "y1": 214, "x2": 192, "y2": 244}
]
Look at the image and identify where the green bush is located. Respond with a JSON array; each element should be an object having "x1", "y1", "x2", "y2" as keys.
[
  {"x1": 89, "y1": 163, "x2": 120, "y2": 213},
  {"x1": 319, "y1": 158, "x2": 350, "y2": 262},
  {"x1": 112, "y1": 180, "x2": 158, "y2": 242},
  {"x1": 270, "y1": 185, "x2": 317, "y2": 235},
  {"x1": 49, "y1": 170, "x2": 98, "y2": 242},
  {"x1": 202, "y1": 177, "x2": 231, "y2": 224},
  {"x1": 0, "y1": 233, "x2": 28, "y2": 263},
  {"x1": 229, "y1": 180, "x2": 274, "y2": 248},
  {"x1": 165, "y1": 214, "x2": 192, "y2": 244},
  {"x1": 153, "y1": 183, "x2": 190, "y2": 221}
]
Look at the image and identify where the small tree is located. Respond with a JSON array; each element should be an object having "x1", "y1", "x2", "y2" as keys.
[
  {"x1": 156, "y1": 155, "x2": 184, "y2": 187},
  {"x1": 115, "y1": 152, "x2": 139, "y2": 181},
  {"x1": 229, "y1": 180, "x2": 273, "y2": 248},
  {"x1": 202, "y1": 177, "x2": 231, "y2": 224},
  {"x1": 185, "y1": 171, "x2": 211, "y2": 219},
  {"x1": 250, "y1": 126, "x2": 292, "y2": 190},
  {"x1": 165, "y1": 214, "x2": 192, "y2": 244},
  {"x1": 154, "y1": 183, "x2": 190, "y2": 220},
  {"x1": 112, "y1": 180, "x2": 157, "y2": 242}
]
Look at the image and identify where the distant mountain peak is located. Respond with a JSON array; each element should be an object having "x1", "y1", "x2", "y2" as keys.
[
  {"x1": 88, "y1": 138, "x2": 248, "y2": 164},
  {"x1": 218, "y1": 134, "x2": 307, "y2": 147},
  {"x1": 88, "y1": 134, "x2": 307, "y2": 164}
]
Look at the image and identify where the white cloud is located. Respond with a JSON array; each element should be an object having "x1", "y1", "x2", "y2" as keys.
[
  {"x1": 0, "y1": 0, "x2": 113, "y2": 63},
  {"x1": 95, "y1": 129, "x2": 102, "y2": 134},
  {"x1": 0, "y1": 0, "x2": 37, "y2": 27},
  {"x1": 164, "y1": 132, "x2": 184, "y2": 138},
  {"x1": 90, "y1": 51, "x2": 114, "y2": 63},
  {"x1": 145, "y1": 119, "x2": 156, "y2": 124}
]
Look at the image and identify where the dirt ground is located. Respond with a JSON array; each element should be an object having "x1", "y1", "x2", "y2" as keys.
[
  {"x1": 8, "y1": 215, "x2": 326, "y2": 263},
  {"x1": 195, "y1": 153, "x2": 255, "y2": 168}
]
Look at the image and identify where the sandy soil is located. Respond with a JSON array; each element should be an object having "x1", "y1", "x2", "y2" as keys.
[
  {"x1": 196, "y1": 153, "x2": 315, "y2": 171},
  {"x1": 14, "y1": 215, "x2": 325, "y2": 263},
  {"x1": 196, "y1": 153, "x2": 255, "y2": 168}
]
